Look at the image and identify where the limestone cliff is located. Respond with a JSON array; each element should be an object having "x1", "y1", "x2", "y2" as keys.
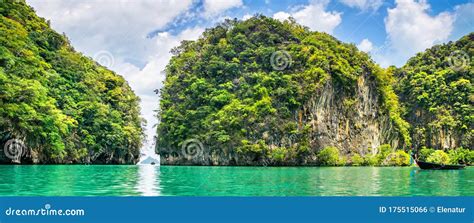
[
  {"x1": 395, "y1": 33, "x2": 473, "y2": 151},
  {"x1": 156, "y1": 16, "x2": 409, "y2": 165}
]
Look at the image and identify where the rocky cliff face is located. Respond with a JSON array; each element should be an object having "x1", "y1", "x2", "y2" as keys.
[
  {"x1": 395, "y1": 33, "x2": 473, "y2": 151},
  {"x1": 159, "y1": 73, "x2": 402, "y2": 166},
  {"x1": 301, "y1": 73, "x2": 400, "y2": 156},
  {"x1": 157, "y1": 16, "x2": 408, "y2": 166}
]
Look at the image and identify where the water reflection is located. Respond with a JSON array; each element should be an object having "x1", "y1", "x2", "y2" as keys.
[
  {"x1": 136, "y1": 165, "x2": 161, "y2": 196},
  {"x1": 0, "y1": 166, "x2": 472, "y2": 196},
  {"x1": 157, "y1": 166, "x2": 473, "y2": 196},
  {"x1": 408, "y1": 169, "x2": 465, "y2": 196}
]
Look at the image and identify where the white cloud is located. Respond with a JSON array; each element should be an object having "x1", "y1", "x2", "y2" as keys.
[
  {"x1": 121, "y1": 27, "x2": 204, "y2": 96},
  {"x1": 292, "y1": 1, "x2": 342, "y2": 34},
  {"x1": 357, "y1": 38, "x2": 373, "y2": 52},
  {"x1": 454, "y1": 2, "x2": 474, "y2": 25},
  {"x1": 110, "y1": 27, "x2": 204, "y2": 154},
  {"x1": 272, "y1": 0, "x2": 341, "y2": 34},
  {"x1": 203, "y1": 0, "x2": 243, "y2": 16},
  {"x1": 27, "y1": 0, "x2": 194, "y2": 66},
  {"x1": 451, "y1": 2, "x2": 474, "y2": 40},
  {"x1": 273, "y1": 11, "x2": 291, "y2": 21},
  {"x1": 367, "y1": 41, "x2": 393, "y2": 67},
  {"x1": 384, "y1": 0, "x2": 454, "y2": 65},
  {"x1": 340, "y1": 0, "x2": 383, "y2": 11},
  {"x1": 242, "y1": 14, "x2": 253, "y2": 20}
]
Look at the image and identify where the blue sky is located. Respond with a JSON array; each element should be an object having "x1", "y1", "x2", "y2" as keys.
[{"x1": 26, "y1": 0, "x2": 473, "y2": 153}]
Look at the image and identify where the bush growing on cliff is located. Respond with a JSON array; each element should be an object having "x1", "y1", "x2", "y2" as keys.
[
  {"x1": 362, "y1": 145, "x2": 411, "y2": 166},
  {"x1": 318, "y1": 147, "x2": 345, "y2": 166},
  {"x1": 350, "y1": 154, "x2": 364, "y2": 166},
  {"x1": 375, "y1": 144, "x2": 393, "y2": 164},
  {"x1": 448, "y1": 148, "x2": 473, "y2": 165},
  {"x1": 418, "y1": 147, "x2": 435, "y2": 161},
  {"x1": 384, "y1": 150, "x2": 411, "y2": 166},
  {"x1": 364, "y1": 155, "x2": 380, "y2": 166},
  {"x1": 338, "y1": 156, "x2": 347, "y2": 166},
  {"x1": 419, "y1": 147, "x2": 473, "y2": 165},
  {"x1": 269, "y1": 147, "x2": 288, "y2": 162},
  {"x1": 427, "y1": 150, "x2": 451, "y2": 165},
  {"x1": 468, "y1": 150, "x2": 474, "y2": 165}
]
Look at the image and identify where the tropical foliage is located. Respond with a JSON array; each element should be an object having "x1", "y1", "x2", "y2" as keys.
[
  {"x1": 0, "y1": 1, "x2": 144, "y2": 163},
  {"x1": 418, "y1": 147, "x2": 473, "y2": 165},
  {"x1": 157, "y1": 16, "x2": 409, "y2": 165},
  {"x1": 318, "y1": 146, "x2": 345, "y2": 166},
  {"x1": 395, "y1": 33, "x2": 473, "y2": 150}
]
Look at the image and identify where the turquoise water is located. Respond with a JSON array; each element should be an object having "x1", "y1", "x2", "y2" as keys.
[{"x1": 0, "y1": 165, "x2": 472, "y2": 196}]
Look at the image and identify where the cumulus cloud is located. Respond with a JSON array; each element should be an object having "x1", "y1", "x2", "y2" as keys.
[
  {"x1": 242, "y1": 14, "x2": 253, "y2": 20},
  {"x1": 451, "y1": 2, "x2": 474, "y2": 40},
  {"x1": 384, "y1": 0, "x2": 454, "y2": 65},
  {"x1": 272, "y1": 11, "x2": 291, "y2": 21},
  {"x1": 357, "y1": 38, "x2": 373, "y2": 52},
  {"x1": 203, "y1": 0, "x2": 243, "y2": 16},
  {"x1": 273, "y1": 0, "x2": 342, "y2": 34},
  {"x1": 454, "y1": 2, "x2": 474, "y2": 25},
  {"x1": 121, "y1": 27, "x2": 204, "y2": 96},
  {"x1": 339, "y1": 0, "x2": 383, "y2": 11},
  {"x1": 27, "y1": 0, "x2": 194, "y2": 67},
  {"x1": 104, "y1": 28, "x2": 204, "y2": 154}
]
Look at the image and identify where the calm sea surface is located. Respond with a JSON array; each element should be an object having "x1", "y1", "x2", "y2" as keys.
[{"x1": 0, "y1": 165, "x2": 472, "y2": 196}]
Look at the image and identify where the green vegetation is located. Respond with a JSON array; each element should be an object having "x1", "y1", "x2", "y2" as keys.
[
  {"x1": 395, "y1": 33, "x2": 473, "y2": 150},
  {"x1": 2, "y1": 2, "x2": 471, "y2": 166},
  {"x1": 448, "y1": 148, "x2": 474, "y2": 165},
  {"x1": 0, "y1": 1, "x2": 143, "y2": 163},
  {"x1": 350, "y1": 144, "x2": 411, "y2": 166},
  {"x1": 350, "y1": 154, "x2": 364, "y2": 166},
  {"x1": 384, "y1": 150, "x2": 410, "y2": 166},
  {"x1": 157, "y1": 16, "x2": 410, "y2": 165},
  {"x1": 426, "y1": 150, "x2": 451, "y2": 165},
  {"x1": 418, "y1": 147, "x2": 435, "y2": 161},
  {"x1": 418, "y1": 147, "x2": 473, "y2": 165},
  {"x1": 318, "y1": 147, "x2": 345, "y2": 166},
  {"x1": 375, "y1": 144, "x2": 393, "y2": 165},
  {"x1": 313, "y1": 144, "x2": 412, "y2": 167}
]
